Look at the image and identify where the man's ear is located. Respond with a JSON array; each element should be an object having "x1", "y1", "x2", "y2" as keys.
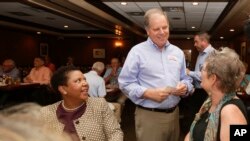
[{"x1": 58, "y1": 86, "x2": 67, "y2": 95}]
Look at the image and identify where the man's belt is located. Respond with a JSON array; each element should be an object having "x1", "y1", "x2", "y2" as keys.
[{"x1": 137, "y1": 105, "x2": 177, "y2": 113}]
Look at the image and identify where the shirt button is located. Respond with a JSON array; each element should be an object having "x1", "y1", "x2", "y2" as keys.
[
  {"x1": 82, "y1": 136, "x2": 86, "y2": 140},
  {"x1": 75, "y1": 120, "x2": 80, "y2": 124}
]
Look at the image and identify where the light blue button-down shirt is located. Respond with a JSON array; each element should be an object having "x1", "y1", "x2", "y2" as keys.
[
  {"x1": 84, "y1": 70, "x2": 106, "y2": 97},
  {"x1": 189, "y1": 45, "x2": 215, "y2": 88},
  {"x1": 103, "y1": 67, "x2": 122, "y2": 85},
  {"x1": 118, "y1": 38, "x2": 193, "y2": 109}
]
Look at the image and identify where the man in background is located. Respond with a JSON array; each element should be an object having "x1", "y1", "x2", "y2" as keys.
[
  {"x1": 84, "y1": 61, "x2": 106, "y2": 97},
  {"x1": 103, "y1": 57, "x2": 122, "y2": 85},
  {"x1": 185, "y1": 31, "x2": 215, "y2": 129},
  {"x1": 85, "y1": 61, "x2": 122, "y2": 122},
  {"x1": 0, "y1": 59, "x2": 20, "y2": 80},
  {"x1": 24, "y1": 57, "x2": 52, "y2": 85}
]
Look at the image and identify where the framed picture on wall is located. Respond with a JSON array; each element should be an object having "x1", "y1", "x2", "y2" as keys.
[
  {"x1": 40, "y1": 43, "x2": 48, "y2": 56},
  {"x1": 93, "y1": 48, "x2": 105, "y2": 58}
]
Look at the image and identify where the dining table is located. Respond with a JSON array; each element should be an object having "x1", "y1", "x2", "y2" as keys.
[
  {"x1": 105, "y1": 85, "x2": 122, "y2": 102},
  {"x1": 0, "y1": 83, "x2": 61, "y2": 109}
]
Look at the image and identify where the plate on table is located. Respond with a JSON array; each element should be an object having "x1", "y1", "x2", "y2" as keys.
[{"x1": 106, "y1": 88, "x2": 114, "y2": 93}]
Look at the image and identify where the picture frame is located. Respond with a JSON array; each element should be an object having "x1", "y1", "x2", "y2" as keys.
[
  {"x1": 93, "y1": 48, "x2": 105, "y2": 58},
  {"x1": 40, "y1": 43, "x2": 48, "y2": 56}
]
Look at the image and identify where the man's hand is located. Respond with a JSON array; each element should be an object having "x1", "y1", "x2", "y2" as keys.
[
  {"x1": 172, "y1": 83, "x2": 187, "y2": 96},
  {"x1": 143, "y1": 87, "x2": 171, "y2": 103}
]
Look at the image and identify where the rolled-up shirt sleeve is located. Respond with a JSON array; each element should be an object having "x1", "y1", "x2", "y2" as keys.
[
  {"x1": 180, "y1": 55, "x2": 194, "y2": 96},
  {"x1": 189, "y1": 71, "x2": 201, "y2": 83},
  {"x1": 118, "y1": 49, "x2": 147, "y2": 104},
  {"x1": 119, "y1": 38, "x2": 194, "y2": 108}
]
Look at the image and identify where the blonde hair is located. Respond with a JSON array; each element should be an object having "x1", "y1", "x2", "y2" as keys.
[
  {"x1": 204, "y1": 47, "x2": 245, "y2": 93},
  {"x1": 0, "y1": 103, "x2": 71, "y2": 141}
]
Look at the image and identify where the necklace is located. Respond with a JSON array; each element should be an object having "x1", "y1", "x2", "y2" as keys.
[{"x1": 62, "y1": 101, "x2": 85, "y2": 111}]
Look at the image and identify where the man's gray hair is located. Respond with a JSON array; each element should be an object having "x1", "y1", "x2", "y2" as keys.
[
  {"x1": 144, "y1": 8, "x2": 169, "y2": 29},
  {"x1": 92, "y1": 61, "x2": 105, "y2": 74}
]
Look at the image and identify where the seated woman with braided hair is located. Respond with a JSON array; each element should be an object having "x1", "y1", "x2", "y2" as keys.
[{"x1": 185, "y1": 47, "x2": 248, "y2": 141}]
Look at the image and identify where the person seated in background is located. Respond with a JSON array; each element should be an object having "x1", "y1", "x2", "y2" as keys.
[
  {"x1": 104, "y1": 58, "x2": 127, "y2": 105},
  {"x1": 45, "y1": 56, "x2": 56, "y2": 73},
  {"x1": 0, "y1": 59, "x2": 20, "y2": 80},
  {"x1": 40, "y1": 66, "x2": 123, "y2": 141},
  {"x1": 84, "y1": 62, "x2": 122, "y2": 122},
  {"x1": 0, "y1": 103, "x2": 71, "y2": 141},
  {"x1": 104, "y1": 57, "x2": 122, "y2": 86},
  {"x1": 23, "y1": 57, "x2": 52, "y2": 85},
  {"x1": 185, "y1": 47, "x2": 248, "y2": 141},
  {"x1": 84, "y1": 61, "x2": 106, "y2": 97}
]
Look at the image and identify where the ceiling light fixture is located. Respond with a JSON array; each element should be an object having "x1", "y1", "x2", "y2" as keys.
[
  {"x1": 229, "y1": 29, "x2": 235, "y2": 32},
  {"x1": 121, "y1": 2, "x2": 127, "y2": 6},
  {"x1": 87, "y1": 36, "x2": 91, "y2": 38},
  {"x1": 64, "y1": 25, "x2": 69, "y2": 28},
  {"x1": 37, "y1": 31, "x2": 41, "y2": 34},
  {"x1": 192, "y1": 2, "x2": 199, "y2": 6},
  {"x1": 191, "y1": 26, "x2": 196, "y2": 29},
  {"x1": 220, "y1": 36, "x2": 224, "y2": 39},
  {"x1": 187, "y1": 37, "x2": 190, "y2": 39}
]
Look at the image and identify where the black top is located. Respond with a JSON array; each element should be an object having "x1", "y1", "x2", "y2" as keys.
[{"x1": 192, "y1": 99, "x2": 248, "y2": 141}]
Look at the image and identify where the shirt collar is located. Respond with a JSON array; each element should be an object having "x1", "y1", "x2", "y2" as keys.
[
  {"x1": 147, "y1": 37, "x2": 170, "y2": 50},
  {"x1": 202, "y1": 44, "x2": 213, "y2": 54},
  {"x1": 89, "y1": 70, "x2": 98, "y2": 75}
]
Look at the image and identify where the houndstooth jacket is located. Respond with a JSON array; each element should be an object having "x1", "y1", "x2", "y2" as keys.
[{"x1": 40, "y1": 97, "x2": 123, "y2": 141}]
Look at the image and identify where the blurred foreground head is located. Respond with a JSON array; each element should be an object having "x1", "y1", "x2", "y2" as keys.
[{"x1": 0, "y1": 103, "x2": 71, "y2": 141}]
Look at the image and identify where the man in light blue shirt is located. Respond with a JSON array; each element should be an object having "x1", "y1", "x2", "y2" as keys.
[
  {"x1": 103, "y1": 57, "x2": 122, "y2": 86},
  {"x1": 118, "y1": 8, "x2": 193, "y2": 141},
  {"x1": 185, "y1": 32, "x2": 215, "y2": 131},
  {"x1": 84, "y1": 62, "x2": 106, "y2": 97},
  {"x1": 186, "y1": 32, "x2": 215, "y2": 88}
]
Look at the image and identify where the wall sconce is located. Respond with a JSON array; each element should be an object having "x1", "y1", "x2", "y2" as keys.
[{"x1": 114, "y1": 40, "x2": 123, "y2": 47}]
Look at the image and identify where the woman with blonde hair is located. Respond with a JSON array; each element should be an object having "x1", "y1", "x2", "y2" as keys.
[
  {"x1": 185, "y1": 47, "x2": 248, "y2": 141},
  {"x1": 0, "y1": 103, "x2": 72, "y2": 141}
]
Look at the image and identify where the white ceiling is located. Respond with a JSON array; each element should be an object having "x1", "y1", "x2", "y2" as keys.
[
  {"x1": 0, "y1": 2, "x2": 98, "y2": 31},
  {"x1": 0, "y1": 0, "x2": 247, "y2": 39},
  {"x1": 103, "y1": 1, "x2": 227, "y2": 32}
]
